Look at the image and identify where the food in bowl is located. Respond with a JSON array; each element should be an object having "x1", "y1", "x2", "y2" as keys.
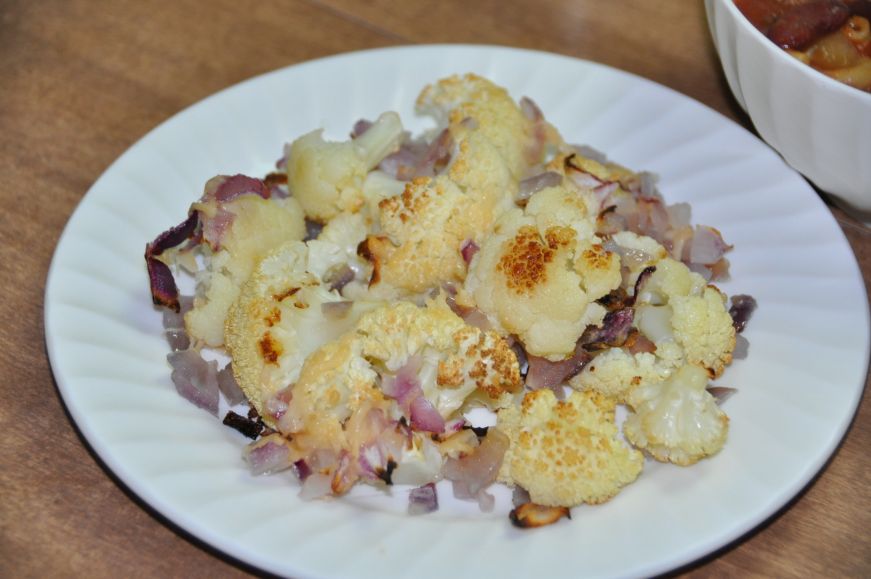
[
  {"x1": 145, "y1": 75, "x2": 755, "y2": 527},
  {"x1": 735, "y1": 0, "x2": 871, "y2": 92}
]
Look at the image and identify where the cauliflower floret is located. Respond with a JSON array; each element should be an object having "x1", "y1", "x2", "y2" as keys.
[
  {"x1": 416, "y1": 74, "x2": 536, "y2": 179},
  {"x1": 224, "y1": 241, "x2": 384, "y2": 420},
  {"x1": 185, "y1": 193, "x2": 305, "y2": 347},
  {"x1": 497, "y1": 389, "x2": 644, "y2": 507},
  {"x1": 524, "y1": 185, "x2": 596, "y2": 239},
  {"x1": 272, "y1": 297, "x2": 522, "y2": 494},
  {"x1": 361, "y1": 176, "x2": 476, "y2": 296},
  {"x1": 570, "y1": 346, "x2": 677, "y2": 402},
  {"x1": 670, "y1": 287, "x2": 735, "y2": 377},
  {"x1": 279, "y1": 297, "x2": 521, "y2": 441},
  {"x1": 306, "y1": 211, "x2": 373, "y2": 299},
  {"x1": 623, "y1": 363, "x2": 729, "y2": 465},
  {"x1": 444, "y1": 122, "x2": 517, "y2": 222},
  {"x1": 353, "y1": 298, "x2": 522, "y2": 414},
  {"x1": 634, "y1": 257, "x2": 735, "y2": 377},
  {"x1": 287, "y1": 112, "x2": 404, "y2": 221},
  {"x1": 464, "y1": 204, "x2": 617, "y2": 360},
  {"x1": 635, "y1": 256, "x2": 706, "y2": 305}
]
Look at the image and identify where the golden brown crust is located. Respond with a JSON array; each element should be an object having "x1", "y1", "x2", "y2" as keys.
[{"x1": 496, "y1": 226, "x2": 575, "y2": 294}]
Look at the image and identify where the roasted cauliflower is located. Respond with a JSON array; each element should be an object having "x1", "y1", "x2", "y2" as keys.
[
  {"x1": 184, "y1": 179, "x2": 306, "y2": 347},
  {"x1": 286, "y1": 111, "x2": 404, "y2": 221},
  {"x1": 634, "y1": 257, "x2": 735, "y2": 377},
  {"x1": 498, "y1": 389, "x2": 644, "y2": 507},
  {"x1": 464, "y1": 188, "x2": 620, "y2": 360},
  {"x1": 270, "y1": 296, "x2": 522, "y2": 494},
  {"x1": 623, "y1": 363, "x2": 729, "y2": 465},
  {"x1": 224, "y1": 240, "x2": 383, "y2": 421},
  {"x1": 417, "y1": 73, "x2": 554, "y2": 179},
  {"x1": 361, "y1": 176, "x2": 477, "y2": 297}
]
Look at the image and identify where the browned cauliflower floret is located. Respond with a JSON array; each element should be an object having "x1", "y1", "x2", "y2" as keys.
[
  {"x1": 623, "y1": 363, "x2": 729, "y2": 465},
  {"x1": 225, "y1": 241, "x2": 384, "y2": 422},
  {"x1": 464, "y1": 198, "x2": 619, "y2": 360},
  {"x1": 353, "y1": 297, "x2": 522, "y2": 414},
  {"x1": 185, "y1": 190, "x2": 305, "y2": 347},
  {"x1": 417, "y1": 74, "x2": 541, "y2": 179},
  {"x1": 362, "y1": 176, "x2": 477, "y2": 297},
  {"x1": 277, "y1": 296, "x2": 521, "y2": 441},
  {"x1": 497, "y1": 389, "x2": 644, "y2": 507},
  {"x1": 272, "y1": 297, "x2": 522, "y2": 493},
  {"x1": 286, "y1": 112, "x2": 404, "y2": 221},
  {"x1": 570, "y1": 345, "x2": 679, "y2": 402}
]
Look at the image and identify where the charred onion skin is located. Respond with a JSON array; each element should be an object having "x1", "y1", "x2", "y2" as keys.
[
  {"x1": 509, "y1": 502, "x2": 571, "y2": 528},
  {"x1": 144, "y1": 211, "x2": 199, "y2": 312}
]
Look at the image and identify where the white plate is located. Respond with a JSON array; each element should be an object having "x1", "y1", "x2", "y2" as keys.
[{"x1": 45, "y1": 45, "x2": 870, "y2": 578}]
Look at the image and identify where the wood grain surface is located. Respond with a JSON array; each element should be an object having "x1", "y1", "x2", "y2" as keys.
[{"x1": 1, "y1": 0, "x2": 868, "y2": 577}]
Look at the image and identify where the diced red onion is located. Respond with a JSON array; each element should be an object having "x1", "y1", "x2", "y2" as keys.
[
  {"x1": 162, "y1": 295, "x2": 192, "y2": 351},
  {"x1": 294, "y1": 459, "x2": 312, "y2": 481},
  {"x1": 443, "y1": 428, "x2": 509, "y2": 501},
  {"x1": 732, "y1": 334, "x2": 750, "y2": 360},
  {"x1": 667, "y1": 202, "x2": 691, "y2": 228},
  {"x1": 217, "y1": 362, "x2": 246, "y2": 406},
  {"x1": 379, "y1": 128, "x2": 453, "y2": 180},
  {"x1": 526, "y1": 342, "x2": 590, "y2": 393},
  {"x1": 351, "y1": 119, "x2": 373, "y2": 138},
  {"x1": 409, "y1": 395, "x2": 446, "y2": 434},
  {"x1": 408, "y1": 482, "x2": 439, "y2": 515},
  {"x1": 167, "y1": 349, "x2": 220, "y2": 416},
  {"x1": 708, "y1": 386, "x2": 738, "y2": 405},
  {"x1": 460, "y1": 239, "x2": 480, "y2": 265},
  {"x1": 444, "y1": 293, "x2": 492, "y2": 331},
  {"x1": 689, "y1": 225, "x2": 732, "y2": 265},
  {"x1": 580, "y1": 308, "x2": 634, "y2": 350},
  {"x1": 243, "y1": 434, "x2": 294, "y2": 475},
  {"x1": 204, "y1": 174, "x2": 270, "y2": 203},
  {"x1": 636, "y1": 197, "x2": 670, "y2": 243},
  {"x1": 381, "y1": 357, "x2": 444, "y2": 433},
  {"x1": 516, "y1": 171, "x2": 563, "y2": 206},
  {"x1": 638, "y1": 172, "x2": 659, "y2": 198},
  {"x1": 380, "y1": 356, "x2": 422, "y2": 405}
]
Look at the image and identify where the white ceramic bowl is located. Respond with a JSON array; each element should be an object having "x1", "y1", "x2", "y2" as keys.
[{"x1": 705, "y1": 0, "x2": 871, "y2": 223}]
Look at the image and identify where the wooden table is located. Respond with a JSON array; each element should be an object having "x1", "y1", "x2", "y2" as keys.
[{"x1": 2, "y1": 0, "x2": 868, "y2": 576}]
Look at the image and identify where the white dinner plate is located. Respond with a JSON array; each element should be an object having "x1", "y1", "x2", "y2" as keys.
[{"x1": 45, "y1": 45, "x2": 870, "y2": 579}]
